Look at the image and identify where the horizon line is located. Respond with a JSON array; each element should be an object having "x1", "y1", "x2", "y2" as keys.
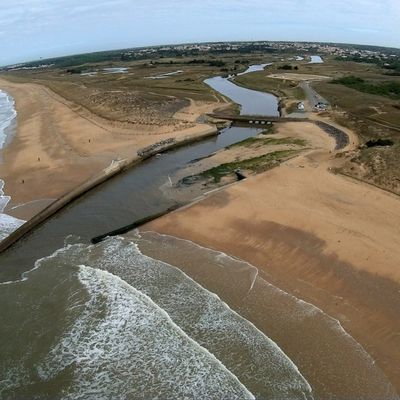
[{"x1": 2, "y1": 39, "x2": 400, "y2": 69}]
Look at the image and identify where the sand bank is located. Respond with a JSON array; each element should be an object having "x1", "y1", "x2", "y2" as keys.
[
  {"x1": 0, "y1": 78, "x2": 218, "y2": 220},
  {"x1": 147, "y1": 120, "x2": 400, "y2": 392}
]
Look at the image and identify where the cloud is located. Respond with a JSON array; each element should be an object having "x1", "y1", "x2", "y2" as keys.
[{"x1": 0, "y1": 0, "x2": 398, "y2": 65}]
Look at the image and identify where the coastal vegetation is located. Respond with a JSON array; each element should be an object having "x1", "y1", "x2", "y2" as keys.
[
  {"x1": 226, "y1": 136, "x2": 307, "y2": 149},
  {"x1": 234, "y1": 72, "x2": 305, "y2": 100},
  {"x1": 198, "y1": 149, "x2": 301, "y2": 183},
  {"x1": 2, "y1": 42, "x2": 400, "y2": 195},
  {"x1": 332, "y1": 76, "x2": 400, "y2": 99},
  {"x1": 277, "y1": 64, "x2": 299, "y2": 70}
]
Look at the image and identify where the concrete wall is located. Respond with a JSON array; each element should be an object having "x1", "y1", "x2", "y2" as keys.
[{"x1": 0, "y1": 126, "x2": 218, "y2": 253}]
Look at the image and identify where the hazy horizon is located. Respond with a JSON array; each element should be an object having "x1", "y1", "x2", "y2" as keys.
[
  {"x1": 1, "y1": 0, "x2": 399, "y2": 65},
  {"x1": 4, "y1": 39, "x2": 400, "y2": 68}
]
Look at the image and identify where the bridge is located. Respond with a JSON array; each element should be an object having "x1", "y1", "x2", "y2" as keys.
[
  {"x1": 207, "y1": 113, "x2": 309, "y2": 125},
  {"x1": 208, "y1": 113, "x2": 349, "y2": 150}
]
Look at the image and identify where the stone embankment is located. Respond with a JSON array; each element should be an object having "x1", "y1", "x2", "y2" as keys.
[
  {"x1": 314, "y1": 120, "x2": 349, "y2": 150},
  {"x1": 137, "y1": 138, "x2": 176, "y2": 158}
]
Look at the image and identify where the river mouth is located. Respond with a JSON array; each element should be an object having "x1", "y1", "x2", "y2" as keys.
[
  {"x1": 0, "y1": 65, "x2": 279, "y2": 280},
  {"x1": 1, "y1": 64, "x2": 396, "y2": 399},
  {"x1": 0, "y1": 125, "x2": 267, "y2": 282}
]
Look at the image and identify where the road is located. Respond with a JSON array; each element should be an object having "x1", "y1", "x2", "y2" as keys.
[{"x1": 300, "y1": 81, "x2": 330, "y2": 109}]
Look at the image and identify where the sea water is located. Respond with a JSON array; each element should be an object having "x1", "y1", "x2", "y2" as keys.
[
  {"x1": 137, "y1": 231, "x2": 398, "y2": 400},
  {"x1": 0, "y1": 235, "x2": 315, "y2": 399},
  {"x1": 0, "y1": 66, "x2": 397, "y2": 400},
  {"x1": 2, "y1": 232, "x2": 397, "y2": 399},
  {"x1": 0, "y1": 90, "x2": 25, "y2": 241}
]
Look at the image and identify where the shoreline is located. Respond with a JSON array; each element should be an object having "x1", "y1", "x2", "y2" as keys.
[
  {"x1": 145, "y1": 119, "x2": 400, "y2": 394},
  {"x1": 136, "y1": 229, "x2": 396, "y2": 398},
  {"x1": 0, "y1": 121, "x2": 218, "y2": 253},
  {"x1": 2, "y1": 69, "x2": 399, "y2": 394},
  {"x1": 0, "y1": 77, "x2": 220, "y2": 238},
  {"x1": 0, "y1": 89, "x2": 26, "y2": 240}
]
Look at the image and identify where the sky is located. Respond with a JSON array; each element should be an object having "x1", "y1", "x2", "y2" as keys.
[{"x1": 0, "y1": 0, "x2": 399, "y2": 65}]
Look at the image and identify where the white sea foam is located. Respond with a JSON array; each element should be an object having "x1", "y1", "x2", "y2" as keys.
[
  {"x1": 0, "y1": 91, "x2": 26, "y2": 241},
  {"x1": 0, "y1": 362, "x2": 31, "y2": 397},
  {"x1": 0, "y1": 181, "x2": 25, "y2": 241},
  {"x1": 37, "y1": 264, "x2": 255, "y2": 400},
  {"x1": 0, "y1": 212, "x2": 25, "y2": 241},
  {"x1": 55, "y1": 237, "x2": 313, "y2": 399},
  {"x1": 0, "y1": 90, "x2": 17, "y2": 149},
  {"x1": 139, "y1": 231, "x2": 398, "y2": 398},
  {"x1": 140, "y1": 229, "x2": 260, "y2": 292},
  {"x1": 0, "y1": 242, "x2": 75, "y2": 285},
  {"x1": 3, "y1": 248, "x2": 252, "y2": 398}
]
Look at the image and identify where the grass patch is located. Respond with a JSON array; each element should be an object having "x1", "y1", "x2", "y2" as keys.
[
  {"x1": 234, "y1": 71, "x2": 306, "y2": 106},
  {"x1": 227, "y1": 136, "x2": 307, "y2": 149},
  {"x1": 332, "y1": 76, "x2": 400, "y2": 99},
  {"x1": 234, "y1": 72, "x2": 301, "y2": 99},
  {"x1": 200, "y1": 149, "x2": 301, "y2": 183},
  {"x1": 313, "y1": 80, "x2": 400, "y2": 134}
]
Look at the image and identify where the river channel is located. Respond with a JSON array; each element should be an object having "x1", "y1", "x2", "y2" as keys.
[
  {"x1": 1, "y1": 64, "x2": 396, "y2": 400},
  {"x1": 0, "y1": 64, "x2": 279, "y2": 282}
]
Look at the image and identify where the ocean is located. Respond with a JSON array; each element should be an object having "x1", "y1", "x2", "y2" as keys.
[
  {"x1": 0, "y1": 71, "x2": 397, "y2": 399},
  {"x1": 0, "y1": 90, "x2": 25, "y2": 241},
  {"x1": 0, "y1": 87, "x2": 315, "y2": 398},
  {"x1": 0, "y1": 234, "x2": 315, "y2": 399},
  {"x1": 1, "y1": 232, "x2": 396, "y2": 399}
]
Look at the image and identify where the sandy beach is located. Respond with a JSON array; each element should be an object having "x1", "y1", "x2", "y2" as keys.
[
  {"x1": 0, "y1": 78, "x2": 219, "y2": 220},
  {"x1": 147, "y1": 120, "x2": 400, "y2": 392},
  {"x1": 1, "y1": 70, "x2": 399, "y2": 396}
]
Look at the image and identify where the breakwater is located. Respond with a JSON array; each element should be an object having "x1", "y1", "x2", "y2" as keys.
[{"x1": 0, "y1": 126, "x2": 217, "y2": 254}]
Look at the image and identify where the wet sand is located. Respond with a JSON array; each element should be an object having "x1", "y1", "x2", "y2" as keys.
[
  {"x1": 0, "y1": 78, "x2": 219, "y2": 220},
  {"x1": 2, "y1": 74, "x2": 399, "y2": 394},
  {"x1": 147, "y1": 121, "x2": 400, "y2": 393}
]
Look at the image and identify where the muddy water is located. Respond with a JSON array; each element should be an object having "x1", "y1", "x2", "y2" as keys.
[
  {"x1": 0, "y1": 66, "x2": 397, "y2": 399},
  {"x1": 0, "y1": 125, "x2": 266, "y2": 282},
  {"x1": 137, "y1": 231, "x2": 397, "y2": 400}
]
